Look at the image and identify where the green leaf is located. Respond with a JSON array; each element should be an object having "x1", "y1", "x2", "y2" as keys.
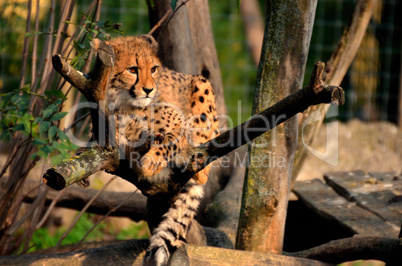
[
  {"x1": 31, "y1": 123, "x2": 39, "y2": 138},
  {"x1": 50, "y1": 154, "x2": 65, "y2": 166},
  {"x1": 18, "y1": 118, "x2": 31, "y2": 134},
  {"x1": 20, "y1": 84, "x2": 31, "y2": 93},
  {"x1": 33, "y1": 138, "x2": 48, "y2": 146},
  {"x1": 53, "y1": 143, "x2": 69, "y2": 157},
  {"x1": 35, "y1": 117, "x2": 44, "y2": 124},
  {"x1": 68, "y1": 142, "x2": 80, "y2": 150},
  {"x1": 48, "y1": 126, "x2": 58, "y2": 142},
  {"x1": 95, "y1": 21, "x2": 106, "y2": 28},
  {"x1": 40, "y1": 145, "x2": 54, "y2": 154},
  {"x1": 3, "y1": 112, "x2": 18, "y2": 127},
  {"x1": 170, "y1": 0, "x2": 178, "y2": 9},
  {"x1": 71, "y1": 54, "x2": 86, "y2": 69},
  {"x1": 50, "y1": 112, "x2": 67, "y2": 122},
  {"x1": 22, "y1": 112, "x2": 34, "y2": 121},
  {"x1": 12, "y1": 123, "x2": 25, "y2": 133},
  {"x1": 11, "y1": 94, "x2": 21, "y2": 104},
  {"x1": 57, "y1": 128, "x2": 69, "y2": 142},
  {"x1": 0, "y1": 130, "x2": 10, "y2": 142},
  {"x1": 38, "y1": 150, "x2": 49, "y2": 159},
  {"x1": 1, "y1": 93, "x2": 13, "y2": 109},
  {"x1": 30, "y1": 152, "x2": 38, "y2": 160},
  {"x1": 39, "y1": 121, "x2": 51, "y2": 135},
  {"x1": 25, "y1": 31, "x2": 43, "y2": 38},
  {"x1": 45, "y1": 90, "x2": 67, "y2": 100},
  {"x1": 42, "y1": 104, "x2": 59, "y2": 118}
]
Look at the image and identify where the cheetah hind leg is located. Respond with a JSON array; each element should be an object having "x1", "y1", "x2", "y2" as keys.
[{"x1": 143, "y1": 180, "x2": 203, "y2": 266}]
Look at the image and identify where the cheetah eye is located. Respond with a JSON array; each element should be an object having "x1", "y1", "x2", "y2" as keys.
[
  {"x1": 151, "y1": 66, "x2": 158, "y2": 74},
  {"x1": 127, "y1": 66, "x2": 138, "y2": 74}
]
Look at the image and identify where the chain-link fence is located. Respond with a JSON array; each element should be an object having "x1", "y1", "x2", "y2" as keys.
[{"x1": 2, "y1": 0, "x2": 401, "y2": 125}]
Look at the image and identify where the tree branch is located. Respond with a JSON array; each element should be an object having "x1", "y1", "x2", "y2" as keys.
[
  {"x1": 43, "y1": 145, "x2": 119, "y2": 190},
  {"x1": 19, "y1": 180, "x2": 147, "y2": 221}
]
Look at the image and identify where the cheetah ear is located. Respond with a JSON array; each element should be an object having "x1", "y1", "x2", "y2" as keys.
[
  {"x1": 90, "y1": 38, "x2": 103, "y2": 51},
  {"x1": 139, "y1": 34, "x2": 158, "y2": 49}
]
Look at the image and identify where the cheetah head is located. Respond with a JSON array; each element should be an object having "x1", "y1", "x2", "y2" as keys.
[{"x1": 93, "y1": 35, "x2": 161, "y2": 108}]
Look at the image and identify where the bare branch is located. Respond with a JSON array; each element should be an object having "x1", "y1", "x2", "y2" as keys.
[{"x1": 20, "y1": 179, "x2": 147, "y2": 221}]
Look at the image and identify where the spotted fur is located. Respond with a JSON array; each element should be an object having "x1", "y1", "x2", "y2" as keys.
[{"x1": 95, "y1": 35, "x2": 219, "y2": 265}]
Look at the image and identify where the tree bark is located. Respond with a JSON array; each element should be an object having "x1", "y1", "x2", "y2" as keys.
[
  {"x1": 148, "y1": 0, "x2": 226, "y2": 123},
  {"x1": 236, "y1": 0, "x2": 317, "y2": 253}
]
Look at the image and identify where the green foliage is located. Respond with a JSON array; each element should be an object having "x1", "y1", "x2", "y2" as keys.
[
  {"x1": 28, "y1": 214, "x2": 149, "y2": 252},
  {"x1": 0, "y1": 84, "x2": 78, "y2": 166},
  {"x1": 116, "y1": 221, "x2": 150, "y2": 240},
  {"x1": 24, "y1": 15, "x2": 123, "y2": 71},
  {"x1": 65, "y1": 16, "x2": 123, "y2": 69},
  {"x1": 170, "y1": 0, "x2": 178, "y2": 10},
  {"x1": 29, "y1": 213, "x2": 107, "y2": 252}
]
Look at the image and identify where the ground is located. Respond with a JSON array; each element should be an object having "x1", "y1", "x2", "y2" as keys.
[{"x1": 298, "y1": 119, "x2": 402, "y2": 181}]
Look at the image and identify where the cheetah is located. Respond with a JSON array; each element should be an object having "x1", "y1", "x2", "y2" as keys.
[{"x1": 92, "y1": 35, "x2": 219, "y2": 265}]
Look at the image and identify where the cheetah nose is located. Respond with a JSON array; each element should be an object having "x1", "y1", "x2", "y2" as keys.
[{"x1": 143, "y1": 88, "x2": 153, "y2": 96}]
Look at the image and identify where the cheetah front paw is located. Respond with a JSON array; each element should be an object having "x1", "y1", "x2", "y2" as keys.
[{"x1": 139, "y1": 151, "x2": 167, "y2": 178}]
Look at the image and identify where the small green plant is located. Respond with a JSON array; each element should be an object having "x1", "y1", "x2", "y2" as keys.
[
  {"x1": 116, "y1": 221, "x2": 150, "y2": 240},
  {"x1": 29, "y1": 213, "x2": 107, "y2": 252},
  {"x1": 28, "y1": 214, "x2": 149, "y2": 253},
  {"x1": 0, "y1": 84, "x2": 78, "y2": 165},
  {"x1": 66, "y1": 17, "x2": 123, "y2": 69}
]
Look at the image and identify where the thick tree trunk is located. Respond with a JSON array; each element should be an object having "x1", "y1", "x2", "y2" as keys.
[
  {"x1": 148, "y1": 0, "x2": 226, "y2": 122},
  {"x1": 236, "y1": 0, "x2": 317, "y2": 253}
]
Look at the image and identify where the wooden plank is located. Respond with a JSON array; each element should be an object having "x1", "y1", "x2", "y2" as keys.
[
  {"x1": 293, "y1": 179, "x2": 397, "y2": 237},
  {"x1": 324, "y1": 171, "x2": 401, "y2": 233},
  {"x1": 368, "y1": 172, "x2": 402, "y2": 192}
]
